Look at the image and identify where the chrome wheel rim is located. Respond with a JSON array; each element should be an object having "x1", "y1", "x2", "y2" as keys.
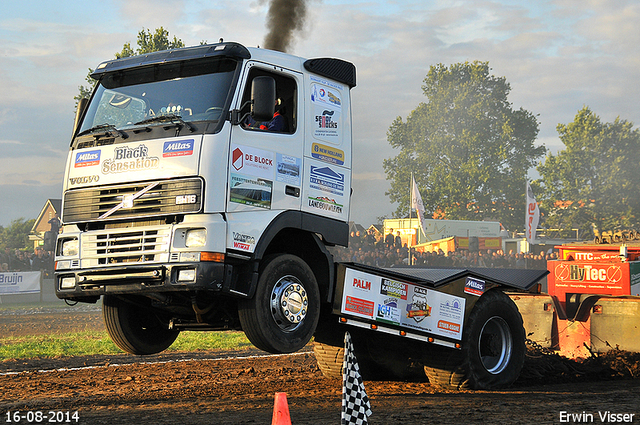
[{"x1": 270, "y1": 275, "x2": 308, "y2": 332}]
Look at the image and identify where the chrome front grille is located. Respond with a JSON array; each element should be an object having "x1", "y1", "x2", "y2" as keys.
[
  {"x1": 63, "y1": 178, "x2": 203, "y2": 223},
  {"x1": 82, "y1": 226, "x2": 171, "y2": 265}
]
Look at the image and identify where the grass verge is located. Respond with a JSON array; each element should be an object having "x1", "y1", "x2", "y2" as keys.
[{"x1": 0, "y1": 330, "x2": 253, "y2": 361}]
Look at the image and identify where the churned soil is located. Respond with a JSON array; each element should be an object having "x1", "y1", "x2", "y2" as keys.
[{"x1": 1, "y1": 306, "x2": 639, "y2": 425}]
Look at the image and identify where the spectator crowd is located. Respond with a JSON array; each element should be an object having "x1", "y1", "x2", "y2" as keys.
[
  {"x1": 0, "y1": 247, "x2": 54, "y2": 276},
  {"x1": 330, "y1": 228, "x2": 556, "y2": 270},
  {"x1": 0, "y1": 228, "x2": 554, "y2": 276}
]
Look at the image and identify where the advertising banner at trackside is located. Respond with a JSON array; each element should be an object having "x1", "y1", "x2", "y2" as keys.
[
  {"x1": 340, "y1": 267, "x2": 466, "y2": 341},
  {"x1": 0, "y1": 271, "x2": 41, "y2": 295},
  {"x1": 547, "y1": 259, "x2": 630, "y2": 300}
]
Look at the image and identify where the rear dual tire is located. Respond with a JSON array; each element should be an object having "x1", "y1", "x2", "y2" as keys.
[{"x1": 423, "y1": 290, "x2": 525, "y2": 390}]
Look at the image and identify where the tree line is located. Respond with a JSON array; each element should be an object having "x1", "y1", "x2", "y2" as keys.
[
  {"x1": 384, "y1": 61, "x2": 640, "y2": 239},
  {"x1": 0, "y1": 218, "x2": 35, "y2": 252}
]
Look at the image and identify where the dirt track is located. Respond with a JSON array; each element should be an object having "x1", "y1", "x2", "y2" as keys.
[{"x1": 1, "y1": 306, "x2": 640, "y2": 424}]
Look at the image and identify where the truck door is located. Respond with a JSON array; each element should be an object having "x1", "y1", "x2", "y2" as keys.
[
  {"x1": 300, "y1": 74, "x2": 352, "y2": 223},
  {"x1": 227, "y1": 64, "x2": 304, "y2": 215}
]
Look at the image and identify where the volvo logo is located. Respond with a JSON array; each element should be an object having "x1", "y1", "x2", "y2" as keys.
[
  {"x1": 69, "y1": 175, "x2": 99, "y2": 185},
  {"x1": 98, "y1": 182, "x2": 159, "y2": 220},
  {"x1": 121, "y1": 194, "x2": 135, "y2": 209}
]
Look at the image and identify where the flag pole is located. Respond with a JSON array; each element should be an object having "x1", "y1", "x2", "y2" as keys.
[
  {"x1": 409, "y1": 172, "x2": 413, "y2": 265},
  {"x1": 412, "y1": 175, "x2": 426, "y2": 255}
]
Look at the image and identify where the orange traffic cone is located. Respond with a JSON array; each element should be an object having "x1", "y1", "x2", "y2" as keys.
[{"x1": 271, "y1": 392, "x2": 292, "y2": 425}]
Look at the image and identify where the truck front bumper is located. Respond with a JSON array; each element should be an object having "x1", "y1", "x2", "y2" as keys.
[{"x1": 55, "y1": 261, "x2": 227, "y2": 299}]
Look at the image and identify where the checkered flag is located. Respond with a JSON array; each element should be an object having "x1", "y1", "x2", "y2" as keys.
[{"x1": 341, "y1": 331, "x2": 372, "y2": 425}]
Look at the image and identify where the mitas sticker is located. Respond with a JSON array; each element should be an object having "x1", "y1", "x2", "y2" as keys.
[{"x1": 464, "y1": 277, "x2": 485, "y2": 296}]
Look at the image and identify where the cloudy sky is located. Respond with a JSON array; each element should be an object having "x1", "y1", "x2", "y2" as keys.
[{"x1": 1, "y1": 0, "x2": 639, "y2": 228}]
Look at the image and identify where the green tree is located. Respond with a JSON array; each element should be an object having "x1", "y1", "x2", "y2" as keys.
[
  {"x1": 0, "y1": 218, "x2": 36, "y2": 251},
  {"x1": 383, "y1": 61, "x2": 545, "y2": 232},
  {"x1": 75, "y1": 27, "x2": 185, "y2": 105},
  {"x1": 115, "y1": 27, "x2": 185, "y2": 59},
  {"x1": 536, "y1": 106, "x2": 640, "y2": 239}
]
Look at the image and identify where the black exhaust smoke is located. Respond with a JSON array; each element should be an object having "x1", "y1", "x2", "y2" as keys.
[{"x1": 263, "y1": 0, "x2": 308, "y2": 53}]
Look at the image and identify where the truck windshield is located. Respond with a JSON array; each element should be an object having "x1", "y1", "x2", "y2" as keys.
[{"x1": 78, "y1": 57, "x2": 237, "y2": 136}]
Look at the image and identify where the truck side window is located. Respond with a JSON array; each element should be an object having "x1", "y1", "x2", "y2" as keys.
[{"x1": 241, "y1": 68, "x2": 297, "y2": 134}]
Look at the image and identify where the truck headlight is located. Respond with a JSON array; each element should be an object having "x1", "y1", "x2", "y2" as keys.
[
  {"x1": 61, "y1": 238, "x2": 79, "y2": 257},
  {"x1": 177, "y1": 269, "x2": 196, "y2": 282},
  {"x1": 60, "y1": 277, "x2": 76, "y2": 290},
  {"x1": 185, "y1": 229, "x2": 206, "y2": 248}
]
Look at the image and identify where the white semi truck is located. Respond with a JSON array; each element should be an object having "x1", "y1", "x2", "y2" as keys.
[{"x1": 55, "y1": 42, "x2": 546, "y2": 389}]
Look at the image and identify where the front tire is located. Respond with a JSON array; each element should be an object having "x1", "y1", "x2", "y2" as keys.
[
  {"x1": 238, "y1": 254, "x2": 320, "y2": 354},
  {"x1": 424, "y1": 289, "x2": 525, "y2": 390},
  {"x1": 103, "y1": 295, "x2": 179, "y2": 355}
]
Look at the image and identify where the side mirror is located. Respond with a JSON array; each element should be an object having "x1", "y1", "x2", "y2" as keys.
[
  {"x1": 251, "y1": 76, "x2": 276, "y2": 122},
  {"x1": 73, "y1": 98, "x2": 89, "y2": 135}
]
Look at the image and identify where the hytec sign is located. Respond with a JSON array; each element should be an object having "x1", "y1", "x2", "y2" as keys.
[
  {"x1": 554, "y1": 262, "x2": 623, "y2": 284},
  {"x1": 570, "y1": 264, "x2": 615, "y2": 282},
  {"x1": 547, "y1": 259, "x2": 629, "y2": 299}
]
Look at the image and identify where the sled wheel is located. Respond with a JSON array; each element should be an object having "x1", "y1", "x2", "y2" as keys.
[
  {"x1": 350, "y1": 331, "x2": 427, "y2": 381},
  {"x1": 423, "y1": 345, "x2": 466, "y2": 388},
  {"x1": 239, "y1": 254, "x2": 320, "y2": 354},
  {"x1": 424, "y1": 290, "x2": 525, "y2": 390},
  {"x1": 313, "y1": 310, "x2": 346, "y2": 379},
  {"x1": 313, "y1": 329, "x2": 413, "y2": 381},
  {"x1": 103, "y1": 295, "x2": 179, "y2": 355},
  {"x1": 314, "y1": 341, "x2": 345, "y2": 379}
]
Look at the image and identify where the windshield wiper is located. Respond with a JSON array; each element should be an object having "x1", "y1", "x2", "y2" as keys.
[
  {"x1": 76, "y1": 124, "x2": 128, "y2": 139},
  {"x1": 134, "y1": 114, "x2": 196, "y2": 133}
]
